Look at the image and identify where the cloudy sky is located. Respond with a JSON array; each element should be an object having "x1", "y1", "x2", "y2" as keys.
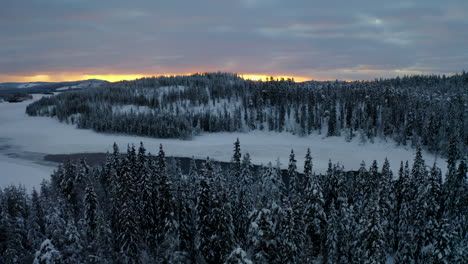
[{"x1": 1, "y1": 0, "x2": 467, "y2": 82}]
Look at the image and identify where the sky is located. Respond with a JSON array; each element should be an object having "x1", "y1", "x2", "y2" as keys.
[{"x1": 1, "y1": 0, "x2": 467, "y2": 82}]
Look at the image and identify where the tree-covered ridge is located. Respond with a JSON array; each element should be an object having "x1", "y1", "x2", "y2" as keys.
[
  {"x1": 26, "y1": 72, "x2": 467, "y2": 156},
  {"x1": 0, "y1": 140, "x2": 466, "y2": 263}
]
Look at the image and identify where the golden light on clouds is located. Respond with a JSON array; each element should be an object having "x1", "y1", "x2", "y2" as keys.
[{"x1": 0, "y1": 72, "x2": 313, "y2": 83}]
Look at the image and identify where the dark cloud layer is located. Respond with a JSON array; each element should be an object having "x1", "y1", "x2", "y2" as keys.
[{"x1": 1, "y1": 0, "x2": 467, "y2": 80}]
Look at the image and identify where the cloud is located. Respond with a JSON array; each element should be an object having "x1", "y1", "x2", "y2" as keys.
[{"x1": 0, "y1": 0, "x2": 467, "y2": 81}]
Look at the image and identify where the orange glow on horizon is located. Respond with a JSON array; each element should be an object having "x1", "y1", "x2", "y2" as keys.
[
  {"x1": 240, "y1": 74, "x2": 311, "y2": 82},
  {"x1": 82, "y1": 74, "x2": 148, "y2": 82},
  {"x1": 0, "y1": 72, "x2": 313, "y2": 83}
]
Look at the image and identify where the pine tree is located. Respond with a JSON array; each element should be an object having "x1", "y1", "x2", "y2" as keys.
[
  {"x1": 286, "y1": 149, "x2": 306, "y2": 259},
  {"x1": 117, "y1": 199, "x2": 140, "y2": 263},
  {"x1": 115, "y1": 157, "x2": 140, "y2": 263},
  {"x1": 156, "y1": 144, "x2": 176, "y2": 244},
  {"x1": 380, "y1": 158, "x2": 394, "y2": 252},
  {"x1": 248, "y1": 207, "x2": 278, "y2": 263},
  {"x1": 395, "y1": 162, "x2": 415, "y2": 264},
  {"x1": 62, "y1": 217, "x2": 84, "y2": 264},
  {"x1": 324, "y1": 160, "x2": 339, "y2": 212},
  {"x1": 84, "y1": 181, "x2": 98, "y2": 240},
  {"x1": 259, "y1": 162, "x2": 283, "y2": 206},
  {"x1": 76, "y1": 158, "x2": 89, "y2": 187},
  {"x1": 100, "y1": 154, "x2": 113, "y2": 197},
  {"x1": 276, "y1": 203, "x2": 300, "y2": 263},
  {"x1": 173, "y1": 163, "x2": 196, "y2": 263},
  {"x1": 111, "y1": 143, "x2": 121, "y2": 172},
  {"x1": 211, "y1": 191, "x2": 235, "y2": 264},
  {"x1": 327, "y1": 102, "x2": 337, "y2": 137},
  {"x1": 287, "y1": 149, "x2": 298, "y2": 196},
  {"x1": 365, "y1": 160, "x2": 379, "y2": 200},
  {"x1": 197, "y1": 159, "x2": 215, "y2": 262},
  {"x1": 225, "y1": 248, "x2": 253, "y2": 264},
  {"x1": 60, "y1": 160, "x2": 77, "y2": 206},
  {"x1": 33, "y1": 239, "x2": 62, "y2": 264},
  {"x1": 304, "y1": 148, "x2": 313, "y2": 185},
  {"x1": 1, "y1": 185, "x2": 31, "y2": 263},
  {"x1": 430, "y1": 217, "x2": 455, "y2": 263},
  {"x1": 197, "y1": 158, "x2": 234, "y2": 264},
  {"x1": 29, "y1": 188, "x2": 45, "y2": 247},
  {"x1": 337, "y1": 199, "x2": 354, "y2": 263},
  {"x1": 412, "y1": 146, "x2": 427, "y2": 186},
  {"x1": 303, "y1": 171, "x2": 326, "y2": 259},
  {"x1": 326, "y1": 205, "x2": 339, "y2": 264},
  {"x1": 445, "y1": 137, "x2": 458, "y2": 192},
  {"x1": 412, "y1": 146, "x2": 429, "y2": 261},
  {"x1": 359, "y1": 195, "x2": 386, "y2": 264},
  {"x1": 187, "y1": 157, "x2": 199, "y2": 208},
  {"x1": 141, "y1": 153, "x2": 158, "y2": 250},
  {"x1": 135, "y1": 142, "x2": 147, "y2": 200},
  {"x1": 416, "y1": 163, "x2": 445, "y2": 263},
  {"x1": 233, "y1": 152, "x2": 254, "y2": 245},
  {"x1": 232, "y1": 138, "x2": 242, "y2": 176}
]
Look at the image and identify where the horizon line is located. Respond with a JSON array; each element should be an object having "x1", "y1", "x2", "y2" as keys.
[{"x1": 1, "y1": 70, "x2": 465, "y2": 84}]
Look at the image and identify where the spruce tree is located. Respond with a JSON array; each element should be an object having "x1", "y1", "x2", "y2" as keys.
[
  {"x1": 248, "y1": 207, "x2": 278, "y2": 263},
  {"x1": 173, "y1": 163, "x2": 196, "y2": 263},
  {"x1": 380, "y1": 158, "x2": 394, "y2": 252},
  {"x1": 33, "y1": 239, "x2": 62, "y2": 264},
  {"x1": 287, "y1": 149, "x2": 298, "y2": 196},
  {"x1": 304, "y1": 148, "x2": 313, "y2": 186},
  {"x1": 231, "y1": 138, "x2": 242, "y2": 180},
  {"x1": 62, "y1": 217, "x2": 84, "y2": 264},
  {"x1": 115, "y1": 157, "x2": 140, "y2": 263},
  {"x1": 197, "y1": 159, "x2": 215, "y2": 263},
  {"x1": 156, "y1": 144, "x2": 176, "y2": 244},
  {"x1": 84, "y1": 181, "x2": 98, "y2": 240},
  {"x1": 259, "y1": 162, "x2": 283, "y2": 206},
  {"x1": 303, "y1": 172, "x2": 326, "y2": 259},
  {"x1": 326, "y1": 205, "x2": 339, "y2": 264},
  {"x1": 233, "y1": 152, "x2": 254, "y2": 245},
  {"x1": 117, "y1": 199, "x2": 140, "y2": 263},
  {"x1": 225, "y1": 248, "x2": 253, "y2": 264}
]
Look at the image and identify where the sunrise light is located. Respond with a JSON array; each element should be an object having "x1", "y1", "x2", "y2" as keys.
[
  {"x1": 1, "y1": 73, "x2": 313, "y2": 83},
  {"x1": 240, "y1": 74, "x2": 311, "y2": 82}
]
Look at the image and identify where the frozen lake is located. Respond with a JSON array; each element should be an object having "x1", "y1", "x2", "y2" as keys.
[{"x1": 0, "y1": 94, "x2": 447, "y2": 188}]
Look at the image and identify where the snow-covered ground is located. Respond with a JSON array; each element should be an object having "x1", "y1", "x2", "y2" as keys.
[
  {"x1": 17, "y1": 83, "x2": 41, "y2": 89},
  {"x1": 0, "y1": 154, "x2": 53, "y2": 190},
  {"x1": 0, "y1": 94, "x2": 447, "y2": 188},
  {"x1": 54, "y1": 80, "x2": 106, "y2": 91}
]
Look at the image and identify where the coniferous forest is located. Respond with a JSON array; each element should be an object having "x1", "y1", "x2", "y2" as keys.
[
  {"x1": 26, "y1": 72, "x2": 468, "y2": 157},
  {"x1": 0, "y1": 139, "x2": 466, "y2": 263}
]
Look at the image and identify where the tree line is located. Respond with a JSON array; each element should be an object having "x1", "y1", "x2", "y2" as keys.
[
  {"x1": 0, "y1": 139, "x2": 466, "y2": 263},
  {"x1": 26, "y1": 72, "x2": 468, "y2": 157}
]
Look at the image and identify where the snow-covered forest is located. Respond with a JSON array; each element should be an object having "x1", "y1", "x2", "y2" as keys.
[
  {"x1": 26, "y1": 72, "x2": 468, "y2": 157},
  {"x1": 0, "y1": 139, "x2": 466, "y2": 263}
]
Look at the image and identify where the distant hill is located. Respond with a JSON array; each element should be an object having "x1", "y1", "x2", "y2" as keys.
[{"x1": 0, "y1": 79, "x2": 109, "y2": 93}]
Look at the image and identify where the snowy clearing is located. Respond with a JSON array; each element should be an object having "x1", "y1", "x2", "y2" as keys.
[
  {"x1": 0, "y1": 94, "x2": 447, "y2": 187},
  {"x1": 0, "y1": 154, "x2": 54, "y2": 189}
]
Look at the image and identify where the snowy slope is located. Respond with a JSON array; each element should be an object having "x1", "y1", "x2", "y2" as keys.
[
  {"x1": 17, "y1": 83, "x2": 42, "y2": 89},
  {"x1": 55, "y1": 80, "x2": 106, "y2": 91},
  {"x1": 0, "y1": 94, "x2": 447, "y2": 188}
]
